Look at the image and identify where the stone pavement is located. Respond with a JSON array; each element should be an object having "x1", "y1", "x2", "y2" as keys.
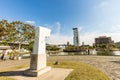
[
  {"x1": 78, "y1": 56, "x2": 120, "y2": 80},
  {"x1": 2, "y1": 68, "x2": 73, "y2": 80},
  {"x1": 48, "y1": 56, "x2": 120, "y2": 80}
]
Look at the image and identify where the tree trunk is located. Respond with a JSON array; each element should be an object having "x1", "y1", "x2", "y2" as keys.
[{"x1": 18, "y1": 43, "x2": 21, "y2": 51}]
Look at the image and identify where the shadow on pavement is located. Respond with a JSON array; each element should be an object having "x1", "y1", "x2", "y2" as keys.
[
  {"x1": 110, "y1": 61, "x2": 120, "y2": 64},
  {"x1": 0, "y1": 70, "x2": 32, "y2": 77}
]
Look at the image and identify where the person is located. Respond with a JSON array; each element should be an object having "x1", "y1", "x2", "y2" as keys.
[
  {"x1": 1, "y1": 54, "x2": 4, "y2": 60},
  {"x1": 88, "y1": 49, "x2": 90, "y2": 55},
  {"x1": 1, "y1": 50, "x2": 6, "y2": 61}
]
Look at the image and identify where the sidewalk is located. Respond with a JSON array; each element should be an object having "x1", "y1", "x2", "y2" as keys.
[{"x1": 6, "y1": 68, "x2": 73, "y2": 80}]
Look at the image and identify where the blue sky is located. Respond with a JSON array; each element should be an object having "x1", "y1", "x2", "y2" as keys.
[{"x1": 0, "y1": 0, "x2": 120, "y2": 45}]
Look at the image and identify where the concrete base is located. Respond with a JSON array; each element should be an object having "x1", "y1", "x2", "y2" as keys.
[
  {"x1": 30, "y1": 54, "x2": 47, "y2": 70},
  {"x1": 24, "y1": 66, "x2": 51, "y2": 77},
  {"x1": 24, "y1": 54, "x2": 51, "y2": 77}
]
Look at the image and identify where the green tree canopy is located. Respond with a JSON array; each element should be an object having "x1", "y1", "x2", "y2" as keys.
[{"x1": 0, "y1": 19, "x2": 35, "y2": 51}]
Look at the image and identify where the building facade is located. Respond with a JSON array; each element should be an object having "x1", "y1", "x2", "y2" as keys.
[
  {"x1": 73, "y1": 28, "x2": 80, "y2": 46},
  {"x1": 95, "y1": 36, "x2": 114, "y2": 45}
]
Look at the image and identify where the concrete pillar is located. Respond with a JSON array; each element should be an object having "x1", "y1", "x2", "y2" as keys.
[{"x1": 24, "y1": 26, "x2": 51, "y2": 77}]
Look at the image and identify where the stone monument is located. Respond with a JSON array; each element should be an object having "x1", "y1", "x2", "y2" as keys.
[{"x1": 25, "y1": 26, "x2": 51, "y2": 77}]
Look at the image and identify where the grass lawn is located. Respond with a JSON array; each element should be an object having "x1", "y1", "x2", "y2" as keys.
[
  {"x1": 0, "y1": 63, "x2": 29, "y2": 72},
  {"x1": 0, "y1": 76, "x2": 16, "y2": 80},
  {"x1": 0, "y1": 60, "x2": 110, "y2": 80},
  {"x1": 48, "y1": 61, "x2": 110, "y2": 80},
  {"x1": 0, "y1": 63, "x2": 29, "y2": 80}
]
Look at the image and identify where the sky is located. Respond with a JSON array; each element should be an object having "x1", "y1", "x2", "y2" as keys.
[{"x1": 0, "y1": 0, "x2": 120, "y2": 45}]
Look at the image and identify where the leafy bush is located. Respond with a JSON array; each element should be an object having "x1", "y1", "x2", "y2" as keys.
[
  {"x1": 47, "y1": 45, "x2": 60, "y2": 51},
  {"x1": 24, "y1": 41, "x2": 34, "y2": 52}
]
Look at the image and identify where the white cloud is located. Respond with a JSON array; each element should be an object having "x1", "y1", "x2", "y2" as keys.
[
  {"x1": 91, "y1": 0, "x2": 120, "y2": 45},
  {"x1": 46, "y1": 23, "x2": 85, "y2": 45},
  {"x1": 84, "y1": 1, "x2": 120, "y2": 45},
  {"x1": 77, "y1": 24, "x2": 120, "y2": 45},
  {"x1": 54, "y1": 22, "x2": 61, "y2": 35},
  {"x1": 80, "y1": 31, "x2": 120, "y2": 46},
  {"x1": 98, "y1": 1, "x2": 109, "y2": 8},
  {"x1": 110, "y1": 25, "x2": 120, "y2": 32},
  {"x1": 94, "y1": 1, "x2": 109, "y2": 9},
  {"x1": 45, "y1": 22, "x2": 120, "y2": 45},
  {"x1": 94, "y1": 0, "x2": 120, "y2": 22},
  {"x1": 25, "y1": 20, "x2": 35, "y2": 25},
  {"x1": 45, "y1": 22, "x2": 72, "y2": 45},
  {"x1": 80, "y1": 32, "x2": 98, "y2": 45},
  {"x1": 44, "y1": 22, "x2": 61, "y2": 35},
  {"x1": 78, "y1": 26, "x2": 83, "y2": 32},
  {"x1": 47, "y1": 29, "x2": 120, "y2": 46},
  {"x1": 46, "y1": 34, "x2": 73, "y2": 45}
]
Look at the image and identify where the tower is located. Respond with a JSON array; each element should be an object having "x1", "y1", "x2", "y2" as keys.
[{"x1": 73, "y1": 28, "x2": 80, "y2": 46}]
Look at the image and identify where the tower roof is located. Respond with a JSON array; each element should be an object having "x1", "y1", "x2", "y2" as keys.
[{"x1": 73, "y1": 28, "x2": 78, "y2": 30}]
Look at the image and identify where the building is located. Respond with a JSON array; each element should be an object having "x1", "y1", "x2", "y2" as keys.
[
  {"x1": 73, "y1": 28, "x2": 80, "y2": 46},
  {"x1": 95, "y1": 36, "x2": 114, "y2": 45}
]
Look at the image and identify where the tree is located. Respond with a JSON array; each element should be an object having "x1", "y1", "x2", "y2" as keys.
[
  {"x1": 0, "y1": 20, "x2": 8, "y2": 38},
  {"x1": 0, "y1": 26, "x2": 5, "y2": 38},
  {"x1": 10, "y1": 21, "x2": 35, "y2": 51},
  {"x1": 46, "y1": 45, "x2": 61, "y2": 51},
  {"x1": 0, "y1": 20, "x2": 35, "y2": 51},
  {"x1": 24, "y1": 41, "x2": 34, "y2": 52},
  {"x1": 0, "y1": 20, "x2": 16, "y2": 41}
]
